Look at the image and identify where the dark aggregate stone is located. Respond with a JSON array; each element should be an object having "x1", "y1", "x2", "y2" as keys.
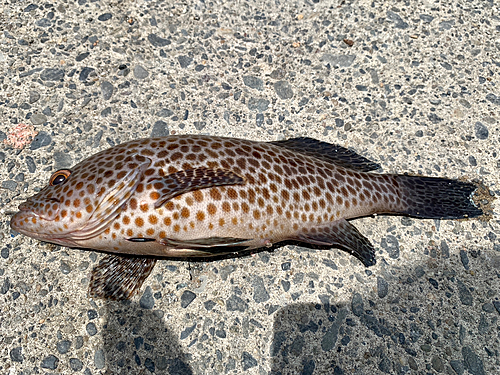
[
  {"x1": 148, "y1": 34, "x2": 171, "y2": 47},
  {"x1": 204, "y1": 300, "x2": 216, "y2": 311},
  {"x1": 386, "y1": 11, "x2": 409, "y2": 29},
  {"x1": 281, "y1": 280, "x2": 290, "y2": 292},
  {"x1": 485, "y1": 93, "x2": 500, "y2": 105},
  {"x1": 377, "y1": 276, "x2": 388, "y2": 298},
  {"x1": 193, "y1": 121, "x2": 206, "y2": 130},
  {"x1": 450, "y1": 360, "x2": 464, "y2": 375},
  {"x1": 25, "y1": 155, "x2": 36, "y2": 173},
  {"x1": 180, "y1": 323, "x2": 196, "y2": 340},
  {"x1": 94, "y1": 349, "x2": 105, "y2": 369},
  {"x1": 322, "y1": 258, "x2": 337, "y2": 270},
  {"x1": 439, "y1": 20, "x2": 455, "y2": 30},
  {"x1": 226, "y1": 294, "x2": 248, "y2": 312},
  {"x1": 441, "y1": 240, "x2": 450, "y2": 258},
  {"x1": 378, "y1": 355, "x2": 392, "y2": 373},
  {"x1": 75, "y1": 52, "x2": 90, "y2": 62},
  {"x1": 79, "y1": 67, "x2": 94, "y2": 82},
  {"x1": 456, "y1": 279, "x2": 473, "y2": 306},
  {"x1": 474, "y1": 122, "x2": 489, "y2": 140},
  {"x1": 10, "y1": 347, "x2": 23, "y2": 363},
  {"x1": 1, "y1": 247, "x2": 9, "y2": 259},
  {"x1": 460, "y1": 250, "x2": 470, "y2": 270},
  {"x1": 144, "y1": 358, "x2": 155, "y2": 372},
  {"x1": 60, "y1": 261, "x2": 71, "y2": 274},
  {"x1": 274, "y1": 81, "x2": 294, "y2": 99},
  {"x1": 0, "y1": 277, "x2": 11, "y2": 294},
  {"x1": 481, "y1": 303, "x2": 495, "y2": 313},
  {"x1": 101, "y1": 81, "x2": 114, "y2": 100},
  {"x1": 243, "y1": 76, "x2": 263, "y2": 90},
  {"x1": 30, "y1": 131, "x2": 52, "y2": 150},
  {"x1": 178, "y1": 55, "x2": 193, "y2": 68},
  {"x1": 429, "y1": 278, "x2": 439, "y2": 289},
  {"x1": 157, "y1": 108, "x2": 174, "y2": 117},
  {"x1": 241, "y1": 351, "x2": 257, "y2": 370},
  {"x1": 380, "y1": 235, "x2": 400, "y2": 259},
  {"x1": 2, "y1": 180, "x2": 17, "y2": 192},
  {"x1": 281, "y1": 262, "x2": 291, "y2": 271},
  {"x1": 40, "y1": 68, "x2": 65, "y2": 81},
  {"x1": 462, "y1": 346, "x2": 485, "y2": 375},
  {"x1": 180, "y1": 290, "x2": 196, "y2": 308},
  {"x1": 86, "y1": 322, "x2": 97, "y2": 336},
  {"x1": 36, "y1": 18, "x2": 51, "y2": 27},
  {"x1": 302, "y1": 359, "x2": 316, "y2": 375},
  {"x1": 432, "y1": 355, "x2": 445, "y2": 372},
  {"x1": 150, "y1": 120, "x2": 170, "y2": 137},
  {"x1": 24, "y1": 3, "x2": 37, "y2": 11},
  {"x1": 320, "y1": 54, "x2": 356, "y2": 67},
  {"x1": 493, "y1": 301, "x2": 500, "y2": 315},
  {"x1": 41, "y1": 355, "x2": 59, "y2": 370},
  {"x1": 54, "y1": 151, "x2": 73, "y2": 169},
  {"x1": 252, "y1": 276, "x2": 270, "y2": 303},
  {"x1": 321, "y1": 308, "x2": 347, "y2": 351},
  {"x1": 70, "y1": 358, "x2": 83, "y2": 371},
  {"x1": 30, "y1": 113, "x2": 47, "y2": 125},
  {"x1": 56, "y1": 340, "x2": 71, "y2": 354},
  {"x1": 29, "y1": 91, "x2": 40, "y2": 104},
  {"x1": 247, "y1": 97, "x2": 269, "y2": 112},
  {"x1": 256, "y1": 113, "x2": 264, "y2": 127},
  {"x1": 420, "y1": 14, "x2": 434, "y2": 23},
  {"x1": 140, "y1": 286, "x2": 155, "y2": 309},
  {"x1": 98, "y1": 13, "x2": 112, "y2": 21},
  {"x1": 133, "y1": 65, "x2": 149, "y2": 79}
]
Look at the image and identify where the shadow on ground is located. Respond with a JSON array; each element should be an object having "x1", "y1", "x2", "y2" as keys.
[{"x1": 102, "y1": 300, "x2": 193, "y2": 374}]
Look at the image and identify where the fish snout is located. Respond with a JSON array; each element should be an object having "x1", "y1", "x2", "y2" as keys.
[{"x1": 16, "y1": 198, "x2": 61, "y2": 221}]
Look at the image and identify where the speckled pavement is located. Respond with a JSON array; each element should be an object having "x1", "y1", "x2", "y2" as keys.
[{"x1": 1, "y1": 0, "x2": 499, "y2": 374}]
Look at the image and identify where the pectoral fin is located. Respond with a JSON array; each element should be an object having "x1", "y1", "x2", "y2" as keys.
[
  {"x1": 296, "y1": 219, "x2": 376, "y2": 267},
  {"x1": 160, "y1": 236, "x2": 251, "y2": 253},
  {"x1": 153, "y1": 168, "x2": 245, "y2": 208},
  {"x1": 89, "y1": 255, "x2": 157, "y2": 301}
]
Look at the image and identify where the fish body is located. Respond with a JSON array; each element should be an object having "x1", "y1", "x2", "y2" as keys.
[{"x1": 11, "y1": 135, "x2": 483, "y2": 300}]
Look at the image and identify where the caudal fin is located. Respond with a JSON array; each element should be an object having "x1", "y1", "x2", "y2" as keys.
[{"x1": 395, "y1": 175, "x2": 483, "y2": 220}]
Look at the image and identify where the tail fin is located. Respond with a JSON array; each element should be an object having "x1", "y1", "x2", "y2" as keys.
[{"x1": 395, "y1": 175, "x2": 483, "y2": 219}]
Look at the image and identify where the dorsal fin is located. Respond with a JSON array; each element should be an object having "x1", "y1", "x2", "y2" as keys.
[{"x1": 269, "y1": 137, "x2": 380, "y2": 172}]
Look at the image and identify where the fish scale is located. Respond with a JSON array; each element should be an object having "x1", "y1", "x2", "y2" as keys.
[{"x1": 11, "y1": 135, "x2": 486, "y2": 300}]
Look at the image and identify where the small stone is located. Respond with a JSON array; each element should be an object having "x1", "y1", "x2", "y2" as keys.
[
  {"x1": 351, "y1": 293, "x2": 363, "y2": 317},
  {"x1": 54, "y1": 152, "x2": 73, "y2": 170},
  {"x1": 140, "y1": 286, "x2": 155, "y2": 309},
  {"x1": 380, "y1": 235, "x2": 400, "y2": 259},
  {"x1": 241, "y1": 352, "x2": 257, "y2": 370},
  {"x1": 10, "y1": 347, "x2": 23, "y2": 363},
  {"x1": 431, "y1": 355, "x2": 445, "y2": 372},
  {"x1": 460, "y1": 250, "x2": 470, "y2": 270},
  {"x1": 322, "y1": 259, "x2": 337, "y2": 270},
  {"x1": 40, "y1": 68, "x2": 64, "y2": 81},
  {"x1": 178, "y1": 55, "x2": 193, "y2": 68},
  {"x1": 193, "y1": 121, "x2": 206, "y2": 130},
  {"x1": 180, "y1": 290, "x2": 196, "y2": 308},
  {"x1": 457, "y1": 279, "x2": 473, "y2": 306},
  {"x1": 450, "y1": 360, "x2": 464, "y2": 375},
  {"x1": 86, "y1": 322, "x2": 97, "y2": 336},
  {"x1": 133, "y1": 65, "x2": 149, "y2": 79},
  {"x1": 1, "y1": 247, "x2": 9, "y2": 259},
  {"x1": 204, "y1": 300, "x2": 216, "y2": 311},
  {"x1": 79, "y1": 67, "x2": 94, "y2": 82},
  {"x1": 481, "y1": 303, "x2": 495, "y2": 313},
  {"x1": 29, "y1": 91, "x2": 40, "y2": 104},
  {"x1": 94, "y1": 349, "x2": 105, "y2": 369},
  {"x1": 87, "y1": 309, "x2": 98, "y2": 320},
  {"x1": 98, "y1": 13, "x2": 112, "y2": 21},
  {"x1": 252, "y1": 276, "x2": 270, "y2": 303},
  {"x1": 2, "y1": 181, "x2": 17, "y2": 192},
  {"x1": 474, "y1": 122, "x2": 488, "y2": 140},
  {"x1": 30, "y1": 113, "x2": 47, "y2": 125},
  {"x1": 386, "y1": 11, "x2": 409, "y2": 29},
  {"x1": 462, "y1": 346, "x2": 485, "y2": 375},
  {"x1": 256, "y1": 113, "x2": 264, "y2": 127},
  {"x1": 377, "y1": 277, "x2": 388, "y2": 298},
  {"x1": 247, "y1": 97, "x2": 270, "y2": 112},
  {"x1": 226, "y1": 294, "x2": 248, "y2": 312},
  {"x1": 41, "y1": 355, "x2": 59, "y2": 370},
  {"x1": 60, "y1": 261, "x2": 71, "y2": 274},
  {"x1": 493, "y1": 301, "x2": 500, "y2": 315},
  {"x1": 75, "y1": 52, "x2": 89, "y2": 62},
  {"x1": 151, "y1": 120, "x2": 169, "y2": 137},
  {"x1": 148, "y1": 34, "x2": 171, "y2": 47},
  {"x1": 243, "y1": 76, "x2": 263, "y2": 90},
  {"x1": 378, "y1": 355, "x2": 392, "y2": 373},
  {"x1": 69, "y1": 358, "x2": 83, "y2": 371},
  {"x1": 420, "y1": 14, "x2": 434, "y2": 23},
  {"x1": 485, "y1": 94, "x2": 500, "y2": 106},
  {"x1": 101, "y1": 81, "x2": 114, "y2": 100},
  {"x1": 180, "y1": 323, "x2": 196, "y2": 340},
  {"x1": 157, "y1": 108, "x2": 174, "y2": 117},
  {"x1": 281, "y1": 262, "x2": 291, "y2": 271},
  {"x1": 274, "y1": 81, "x2": 294, "y2": 99},
  {"x1": 321, "y1": 54, "x2": 356, "y2": 67},
  {"x1": 56, "y1": 340, "x2": 71, "y2": 354}
]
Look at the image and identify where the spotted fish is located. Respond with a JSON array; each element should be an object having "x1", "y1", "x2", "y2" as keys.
[{"x1": 11, "y1": 136, "x2": 484, "y2": 300}]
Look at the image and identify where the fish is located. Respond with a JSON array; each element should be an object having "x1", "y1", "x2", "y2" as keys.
[{"x1": 10, "y1": 135, "x2": 486, "y2": 300}]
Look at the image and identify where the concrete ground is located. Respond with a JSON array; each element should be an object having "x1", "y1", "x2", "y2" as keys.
[{"x1": 1, "y1": 0, "x2": 499, "y2": 374}]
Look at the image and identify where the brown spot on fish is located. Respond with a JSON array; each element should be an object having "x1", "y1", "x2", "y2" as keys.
[{"x1": 207, "y1": 204, "x2": 217, "y2": 216}]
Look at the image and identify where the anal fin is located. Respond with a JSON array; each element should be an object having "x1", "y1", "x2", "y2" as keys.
[
  {"x1": 296, "y1": 219, "x2": 376, "y2": 267},
  {"x1": 89, "y1": 255, "x2": 157, "y2": 301}
]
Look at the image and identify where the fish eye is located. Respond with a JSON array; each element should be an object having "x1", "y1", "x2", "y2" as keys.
[{"x1": 49, "y1": 169, "x2": 72, "y2": 186}]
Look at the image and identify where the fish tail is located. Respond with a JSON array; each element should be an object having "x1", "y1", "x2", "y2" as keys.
[{"x1": 393, "y1": 175, "x2": 483, "y2": 219}]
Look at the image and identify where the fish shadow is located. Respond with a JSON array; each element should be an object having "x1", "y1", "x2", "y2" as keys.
[
  {"x1": 270, "y1": 302, "x2": 351, "y2": 375},
  {"x1": 101, "y1": 300, "x2": 193, "y2": 374}
]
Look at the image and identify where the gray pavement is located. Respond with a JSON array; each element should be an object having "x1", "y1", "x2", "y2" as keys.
[{"x1": 1, "y1": 0, "x2": 500, "y2": 374}]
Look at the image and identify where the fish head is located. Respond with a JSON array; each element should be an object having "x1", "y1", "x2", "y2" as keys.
[{"x1": 11, "y1": 151, "x2": 151, "y2": 247}]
